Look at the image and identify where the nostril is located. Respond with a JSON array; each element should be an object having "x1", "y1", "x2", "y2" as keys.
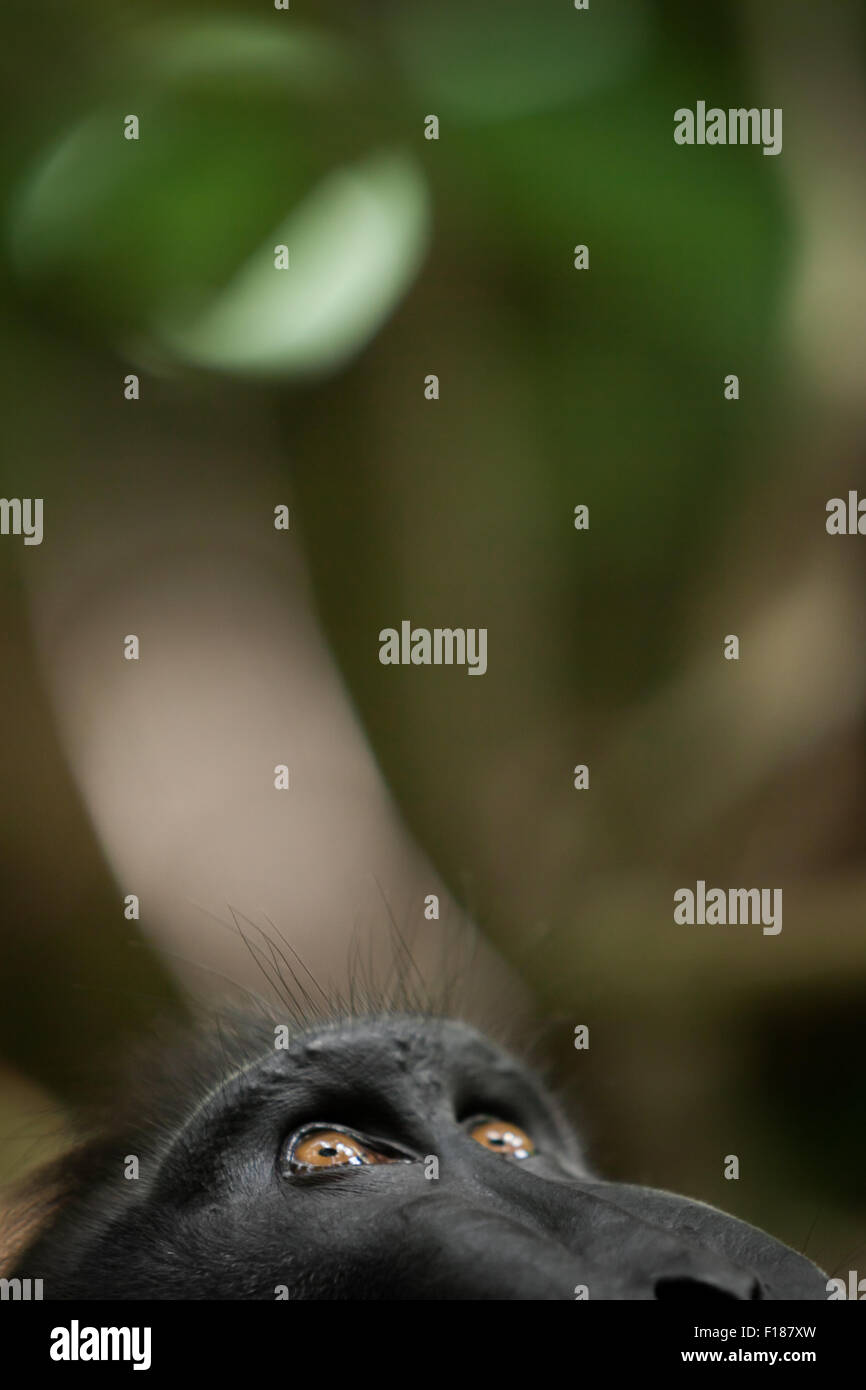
[{"x1": 655, "y1": 1276, "x2": 763, "y2": 1301}]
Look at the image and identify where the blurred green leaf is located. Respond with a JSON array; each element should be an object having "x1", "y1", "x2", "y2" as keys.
[
  {"x1": 384, "y1": 0, "x2": 651, "y2": 120},
  {"x1": 150, "y1": 150, "x2": 430, "y2": 378}
]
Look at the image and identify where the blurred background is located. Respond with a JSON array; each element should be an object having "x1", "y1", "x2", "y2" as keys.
[{"x1": 1, "y1": 0, "x2": 865, "y2": 1280}]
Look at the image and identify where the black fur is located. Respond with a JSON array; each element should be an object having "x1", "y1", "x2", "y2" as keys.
[{"x1": 8, "y1": 1009, "x2": 826, "y2": 1300}]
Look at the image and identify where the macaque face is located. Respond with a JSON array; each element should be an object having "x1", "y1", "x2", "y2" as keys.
[{"x1": 10, "y1": 1015, "x2": 826, "y2": 1300}]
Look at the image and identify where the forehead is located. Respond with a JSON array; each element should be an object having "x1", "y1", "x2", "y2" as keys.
[
  {"x1": 253, "y1": 1015, "x2": 532, "y2": 1093},
  {"x1": 178, "y1": 1015, "x2": 557, "y2": 1138}
]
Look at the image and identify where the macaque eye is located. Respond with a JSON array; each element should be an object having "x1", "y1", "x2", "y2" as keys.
[
  {"x1": 283, "y1": 1125, "x2": 411, "y2": 1174},
  {"x1": 468, "y1": 1118, "x2": 535, "y2": 1159}
]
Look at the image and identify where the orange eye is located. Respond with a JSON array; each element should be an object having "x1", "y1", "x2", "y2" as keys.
[
  {"x1": 285, "y1": 1127, "x2": 409, "y2": 1174},
  {"x1": 469, "y1": 1118, "x2": 534, "y2": 1159}
]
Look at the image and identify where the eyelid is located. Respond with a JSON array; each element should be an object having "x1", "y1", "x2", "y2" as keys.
[{"x1": 280, "y1": 1123, "x2": 415, "y2": 1175}]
